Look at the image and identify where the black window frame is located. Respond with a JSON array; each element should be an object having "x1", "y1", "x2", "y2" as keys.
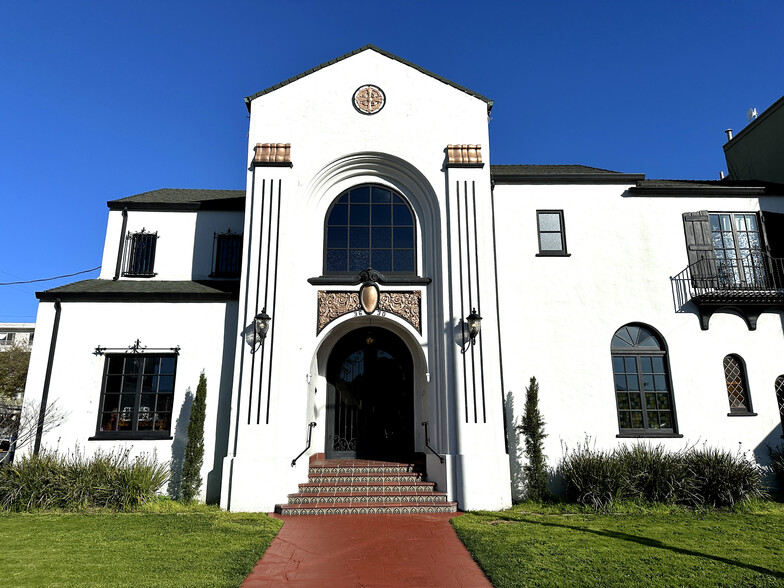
[
  {"x1": 535, "y1": 210, "x2": 569, "y2": 257},
  {"x1": 122, "y1": 229, "x2": 158, "y2": 278},
  {"x1": 723, "y1": 354, "x2": 756, "y2": 416},
  {"x1": 91, "y1": 353, "x2": 177, "y2": 440},
  {"x1": 611, "y1": 323, "x2": 680, "y2": 438},
  {"x1": 323, "y1": 184, "x2": 418, "y2": 276},
  {"x1": 210, "y1": 230, "x2": 243, "y2": 278},
  {"x1": 775, "y1": 375, "x2": 784, "y2": 433}
]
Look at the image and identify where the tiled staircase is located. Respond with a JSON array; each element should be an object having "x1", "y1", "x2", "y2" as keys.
[{"x1": 275, "y1": 455, "x2": 458, "y2": 515}]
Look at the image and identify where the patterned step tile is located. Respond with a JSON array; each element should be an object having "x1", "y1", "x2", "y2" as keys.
[
  {"x1": 287, "y1": 492, "x2": 449, "y2": 505},
  {"x1": 275, "y1": 502, "x2": 458, "y2": 515},
  {"x1": 298, "y1": 482, "x2": 435, "y2": 493}
]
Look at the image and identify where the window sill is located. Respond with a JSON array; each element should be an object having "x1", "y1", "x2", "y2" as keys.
[
  {"x1": 308, "y1": 274, "x2": 432, "y2": 286},
  {"x1": 535, "y1": 252, "x2": 571, "y2": 257},
  {"x1": 89, "y1": 433, "x2": 173, "y2": 441},
  {"x1": 727, "y1": 412, "x2": 758, "y2": 417},
  {"x1": 616, "y1": 433, "x2": 683, "y2": 439}
]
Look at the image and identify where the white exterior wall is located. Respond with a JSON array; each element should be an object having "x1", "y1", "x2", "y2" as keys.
[
  {"x1": 493, "y1": 184, "x2": 784, "y2": 498},
  {"x1": 99, "y1": 209, "x2": 244, "y2": 280},
  {"x1": 222, "y1": 49, "x2": 512, "y2": 511},
  {"x1": 23, "y1": 299, "x2": 237, "y2": 503}
]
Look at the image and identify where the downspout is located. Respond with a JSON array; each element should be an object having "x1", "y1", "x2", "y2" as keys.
[
  {"x1": 113, "y1": 208, "x2": 128, "y2": 280},
  {"x1": 34, "y1": 298, "x2": 62, "y2": 454}
]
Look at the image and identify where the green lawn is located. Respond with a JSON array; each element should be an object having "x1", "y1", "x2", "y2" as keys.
[
  {"x1": 0, "y1": 507, "x2": 282, "y2": 588},
  {"x1": 452, "y1": 501, "x2": 784, "y2": 587}
]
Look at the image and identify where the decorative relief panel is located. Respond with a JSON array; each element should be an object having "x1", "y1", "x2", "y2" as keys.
[
  {"x1": 317, "y1": 290, "x2": 421, "y2": 333},
  {"x1": 353, "y1": 85, "x2": 385, "y2": 114}
]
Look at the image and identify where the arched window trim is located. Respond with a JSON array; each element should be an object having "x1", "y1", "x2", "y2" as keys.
[
  {"x1": 322, "y1": 184, "x2": 419, "y2": 277},
  {"x1": 723, "y1": 354, "x2": 756, "y2": 416},
  {"x1": 611, "y1": 323, "x2": 681, "y2": 438}
]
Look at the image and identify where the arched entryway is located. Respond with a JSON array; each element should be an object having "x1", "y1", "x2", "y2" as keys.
[{"x1": 326, "y1": 327, "x2": 414, "y2": 459}]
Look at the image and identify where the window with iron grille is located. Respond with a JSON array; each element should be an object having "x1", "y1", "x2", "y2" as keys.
[
  {"x1": 123, "y1": 230, "x2": 158, "y2": 277},
  {"x1": 611, "y1": 324, "x2": 677, "y2": 435},
  {"x1": 723, "y1": 354, "x2": 754, "y2": 414},
  {"x1": 211, "y1": 230, "x2": 243, "y2": 278},
  {"x1": 324, "y1": 185, "x2": 416, "y2": 274},
  {"x1": 0, "y1": 332, "x2": 15, "y2": 346},
  {"x1": 94, "y1": 354, "x2": 176, "y2": 439}
]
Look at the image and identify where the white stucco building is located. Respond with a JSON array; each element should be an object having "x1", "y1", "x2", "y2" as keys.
[{"x1": 22, "y1": 46, "x2": 784, "y2": 512}]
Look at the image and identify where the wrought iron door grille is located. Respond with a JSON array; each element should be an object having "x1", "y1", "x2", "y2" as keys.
[{"x1": 123, "y1": 230, "x2": 157, "y2": 277}]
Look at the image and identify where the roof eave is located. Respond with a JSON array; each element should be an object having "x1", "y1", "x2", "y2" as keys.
[
  {"x1": 244, "y1": 44, "x2": 492, "y2": 112},
  {"x1": 493, "y1": 173, "x2": 645, "y2": 185}
]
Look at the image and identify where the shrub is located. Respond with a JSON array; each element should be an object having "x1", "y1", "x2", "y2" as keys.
[
  {"x1": 0, "y1": 448, "x2": 168, "y2": 511},
  {"x1": 181, "y1": 372, "x2": 206, "y2": 502},
  {"x1": 768, "y1": 444, "x2": 784, "y2": 491},
  {"x1": 684, "y1": 446, "x2": 766, "y2": 508},
  {"x1": 559, "y1": 442, "x2": 765, "y2": 510},
  {"x1": 559, "y1": 442, "x2": 626, "y2": 510},
  {"x1": 519, "y1": 377, "x2": 550, "y2": 501}
]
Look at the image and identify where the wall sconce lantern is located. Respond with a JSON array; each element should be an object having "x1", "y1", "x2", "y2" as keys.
[
  {"x1": 244, "y1": 308, "x2": 271, "y2": 352},
  {"x1": 461, "y1": 308, "x2": 482, "y2": 354},
  {"x1": 254, "y1": 309, "x2": 271, "y2": 341}
]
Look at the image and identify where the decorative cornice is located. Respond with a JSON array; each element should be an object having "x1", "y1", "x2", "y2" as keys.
[
  {"x1": 447, "y1": 144, "x2": 482, "y2": 166},
  {"x1": 252, "y1": 143, "x2": 292, "y2": 167}
]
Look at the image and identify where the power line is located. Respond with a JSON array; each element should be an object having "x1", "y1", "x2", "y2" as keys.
[{"x1": 0, "y1": 266, "x2": 101, "y2": 286}]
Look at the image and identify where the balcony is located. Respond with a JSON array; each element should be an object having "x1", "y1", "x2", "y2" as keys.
[{"x1": 671, "y1": 253, "x2": 784, "y2": 330}]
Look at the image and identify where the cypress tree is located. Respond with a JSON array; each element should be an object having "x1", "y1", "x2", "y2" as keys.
[
  {"x1": 519, "y1": 376, "x2": 550, "y2": 501},
  {"x1": 181, "y1": 372, "x2": 207, "y2": 502}
]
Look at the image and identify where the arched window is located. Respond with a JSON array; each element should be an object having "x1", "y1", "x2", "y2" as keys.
[
  {"x1": 723, "y1": 355, "x2": 753, "y2": 414},
  {"x1": 611, "y1": 324, "x2": 676, "y2": 434},
  {"x1": 324, "y1": 185, "x2": 416, "y2": 274},
  {"x1": 775, "y1": 376, "x2": 784, "y2": 429}
]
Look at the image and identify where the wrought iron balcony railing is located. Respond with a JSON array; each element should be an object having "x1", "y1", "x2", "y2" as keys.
[{"x1": 671, "y1": 253, "x2": 784, "y2": 330}]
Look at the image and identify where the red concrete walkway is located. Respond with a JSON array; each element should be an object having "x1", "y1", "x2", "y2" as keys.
[{"x1": 242, "y1": 513, "x2": 492, "y2": 587}]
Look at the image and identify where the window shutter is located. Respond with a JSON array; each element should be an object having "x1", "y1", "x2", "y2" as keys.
[{"x1": 682, "y1": 211, "x2": 717, "y2": 287}]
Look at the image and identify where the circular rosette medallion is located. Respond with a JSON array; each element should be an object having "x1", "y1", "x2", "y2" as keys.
[{"x1": 353, "y1": 85, "x2": 385, "y2": 115}]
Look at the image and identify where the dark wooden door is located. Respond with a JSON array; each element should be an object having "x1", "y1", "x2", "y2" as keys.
[{"x1": 326, "y1": 328, "x2": 414, "y2": 459}]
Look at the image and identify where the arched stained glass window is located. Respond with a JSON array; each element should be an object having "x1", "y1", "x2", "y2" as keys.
[
  {"x1": 724, "y1": 355, "x2": 753, "y2": 414},
  {"x1": 324, "y1": 185, "x2": 416, "y2": 274},
  {"x1": 611, "y1": 324, "x2": 676, "y2": 434}
]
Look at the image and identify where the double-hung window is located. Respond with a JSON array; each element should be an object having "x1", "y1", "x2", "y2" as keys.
[
  {"x1": 536, "y1": 210, "x2": 568, "y2": 256},
  {"x1": 94, "y1": 354, "x2": 176, "y2": 439}
]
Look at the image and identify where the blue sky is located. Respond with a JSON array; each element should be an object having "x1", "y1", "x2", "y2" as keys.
[{"x1": 2, "y1": 1, "x2": 783, "y2": 321}]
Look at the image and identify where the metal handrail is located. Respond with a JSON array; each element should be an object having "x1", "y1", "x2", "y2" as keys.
[
  {"x1": 291, "y1": 421, "x2": 317, "y2": 467},
  {"x1": 421, "y1": 421, "x2": 445, "y2": 463},
  {"x1": 671, "y1": 253, "x2": 784, "y2": 308}
]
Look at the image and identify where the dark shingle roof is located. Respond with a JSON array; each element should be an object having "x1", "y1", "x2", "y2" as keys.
[
  {"x1": 37, "y1": 279, "x2": 239, "y2": 302},
  {"x1": 491, "y1": 165, "x2": 645, "y2": 184},
  {"x1": 244, "y1": 45, "x2": 492, "y2": 112},
  {"x1": 108, "y1": 189, "x2": 245, "y2": 211}
]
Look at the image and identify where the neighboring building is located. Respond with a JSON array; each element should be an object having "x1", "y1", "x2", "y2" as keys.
[
  {"x1": 0, "y1": 323, "x2": 34, "y2": 350},
  {"x1": 22, "y1": 46, "x2": 784, "y2": 511},
  {"x1": 0, "y1": 323, "x2": 33, "y2": 461},
  {"x1": 724, "y1": 95, "x2": 784, "y2": 184}
]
